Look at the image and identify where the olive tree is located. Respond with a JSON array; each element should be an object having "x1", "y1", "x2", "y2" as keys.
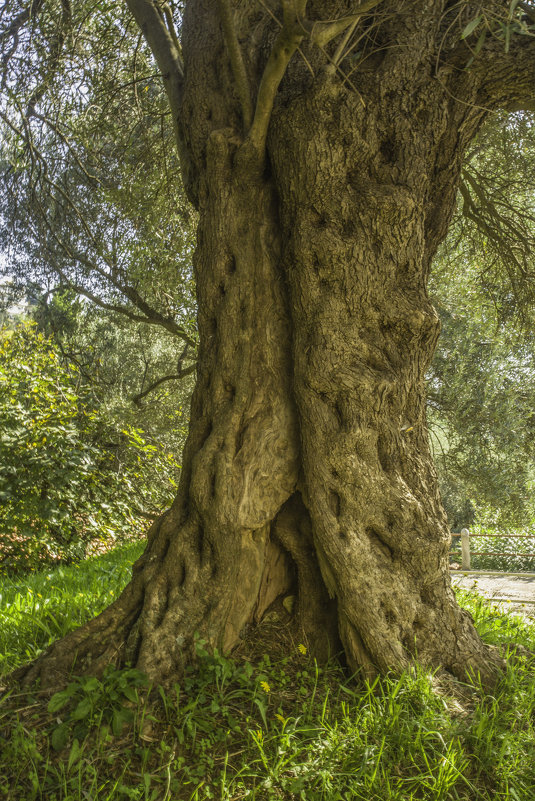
[{"x1": 7, "y1": 0, "x2": 535, "y2": 688}]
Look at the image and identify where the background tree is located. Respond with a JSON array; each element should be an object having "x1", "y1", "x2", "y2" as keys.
[
  {"x1": 429, "y1": 289, "x2": 535, "y2": 530},
  {"x1": 0, "y1": 0, "x2": 197, "y2": 411},
  {"x1": 32, "y1": 289, "x2": 194, "y2": 479},
  {"x1": 429, "y1": 111, "x2": 535, "y2": 529},
  {"x1": 3, "y1": 0, "x2": 535, "y2": 689},
  {"x1": 0, "y1": 0, "x2": 197, "y2": 505}
]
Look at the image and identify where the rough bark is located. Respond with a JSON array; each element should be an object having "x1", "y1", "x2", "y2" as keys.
[
  {"x1": 18, "y1": 129, "x2": 336, "y2": 688},
  {"x1": 18, "y1": 0, "x2": 535, "y2": 689},
  {"x1": 270, "y1": 71, "x2": 495, "y2": 681}
]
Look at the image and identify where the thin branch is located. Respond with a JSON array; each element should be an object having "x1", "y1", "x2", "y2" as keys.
[
  {"x1": 31, "y1": 112, "x2": 99, "y2": 184},
  {"x1": 255, "y1": 0, "x2": 315, "y2": 76},
  {"x1": 0, "y1": 0, "x2": 45, "y2": 85},
  {"x1": 51, "y1": 268, "x2": 196, "y2": 343},
  {"x1": 2, "y1": 102, "x2": 197, "y2": 346},
  {"x1": 132, "y1": 363, "x2": 196, "y2": 406},
  {"x1": 519, "y1": 2, "x2": 535, "y2": 24},
  {"x1": 217, "y1": 0, "x2": 253, "y2": 130},
  {"x1": 26, "y1": 0, "x2": 72, "y2": 120},
  {"x1": 458, "y1": 174, "x2": 533, "y2": 281},
  {"x1": 161, "y1": 3, "x2": 183, "y2": 61},
  {"x1": 0, "y1": 0, "x2": 44, "y2": 45},
  {"x1": 26, "y1": 200, "x2": 198, "y2": 345},
  {"x1": 331, "y1": 18, "x2": 359, "y2": 66}
]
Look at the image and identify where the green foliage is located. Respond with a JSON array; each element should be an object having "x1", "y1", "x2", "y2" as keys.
[
  {"x1": 456, "y1": 2, "x2": 535, "y2": 67},
  {"x1": 32, "y1": 290, "x2": 192, "y2": 484},
  {"x1": 0, "y1": 323, "x2": 178, "y2": 571},
  {"x1": 427, "y1": 112, "x2": 535, "y2": 529},
  {"x1": 0, "y1": 0, "x2": 196, "y2": 349},
  {"x1": 429, "y1": 250, "x2": 535, "y2": 529},
  {"x1": 1, "y1": 547, "x2": 535, "y2": 800},
  {"x1": 454, "y1": 114, "x2": 535, "y2": 325}
]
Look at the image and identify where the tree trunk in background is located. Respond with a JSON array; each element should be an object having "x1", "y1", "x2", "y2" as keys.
[{"x1": 17, "y1": 0, "x2": 507, "y2": 689}]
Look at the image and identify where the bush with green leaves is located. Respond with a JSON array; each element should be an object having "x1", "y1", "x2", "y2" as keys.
[{"x1": 0, "y1": 323, "x2": 179, "y2": 572}]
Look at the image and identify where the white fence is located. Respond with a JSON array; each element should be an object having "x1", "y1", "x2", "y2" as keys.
[{"x1": 450, "y1": 529, "x2": 535, "y2": 570}]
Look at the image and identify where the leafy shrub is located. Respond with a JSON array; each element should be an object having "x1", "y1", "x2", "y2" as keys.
[{"x1": 0, "y1": 323, "x2": 179, "y2": 572}]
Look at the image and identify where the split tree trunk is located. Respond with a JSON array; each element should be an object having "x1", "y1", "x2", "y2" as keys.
[{"x1": 17, "y1": 1, "x2": 505, "y2": 689}]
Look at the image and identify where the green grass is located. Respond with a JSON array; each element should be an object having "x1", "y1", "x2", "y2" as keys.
[
  {"x1": 1, "y1": 546, "x2": 535, "y2": 800},
  {"x1": 0, "y1": 541, "x2": 144, "y2": 677}
]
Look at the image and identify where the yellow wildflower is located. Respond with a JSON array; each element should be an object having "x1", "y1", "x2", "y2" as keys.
[
  {"x1": 260, "y1": 680, "x2": 270, "y2": 693},
  {"x1": 298, "y1": 643, "x2": 307, "y2": 655}
]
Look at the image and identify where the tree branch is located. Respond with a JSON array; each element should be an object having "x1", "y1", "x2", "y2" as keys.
[
  {"x1": 1, "y1": 101, "x2": 196, "y2": 346},
  {"x1": 443, "y1": 10, "x2": 535, "y2": 112},
  {"x1": 132, "y1": 364, "x2": 196, "y2": 406},
  {"x1": 458, "y1": 170, "x2": 535, "y2": 282},
  {"x1": 246, "y1": 0, "x2": 385, "y2": 155},
  {"x1": 0, "y1": 0, "x2": 44, "y2": 46},
  {"x1": 46, "y1": 262, "x2": 197, "y2": 344},
  {"x1": 161, "y1": 3, "x2": 182, "y2": 60},
  {"x1": 23, "y1": 210, "x2": 197, "y2": 345},
  {"x1": 477, "y1": 34, "x2": 535, "y2": 112},
  {"x1": 217, "y1": 0, "x2": 253, "y2": 131},
  {"x1": 25, "y1": 0, "x2": 71, "y2": 120},
  {"x1": 124, "y1": 0, "x2": 184, "y2": 143},
  {"x1": 0, "y1": 0, "x2": 45, "y2": 85},
  {"x1": 248, "y1": 0, "x2": 307, "y2": 154},
  {"x1": 306, "y1": 1, "x2": 383, "y2": 50}
]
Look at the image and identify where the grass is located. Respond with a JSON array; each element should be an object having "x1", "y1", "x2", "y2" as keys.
[
  {"x1": 0, "y1": 541, "x2": 144, "y2": 677},
  {"x1": 0, "y1": 546, "x2": 535, "y2": 800}
]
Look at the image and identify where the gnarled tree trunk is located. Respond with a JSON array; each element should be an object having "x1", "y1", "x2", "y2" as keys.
[{"x1": 19, "y1": 0, "x2": 534, "y2": 689}]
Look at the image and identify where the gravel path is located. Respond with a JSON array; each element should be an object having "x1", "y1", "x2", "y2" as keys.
[{"x1": 451, "y1": 571, "x2": 535, "y2": 621}]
